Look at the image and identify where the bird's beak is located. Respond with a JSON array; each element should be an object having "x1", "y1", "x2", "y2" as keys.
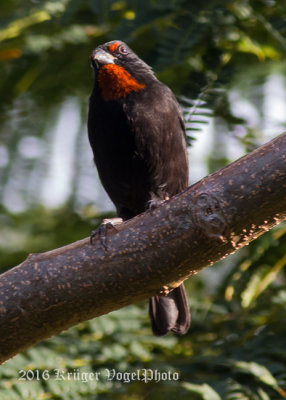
[{"x1": 90, "y1": 49, "x2": 115, "y2": 68}]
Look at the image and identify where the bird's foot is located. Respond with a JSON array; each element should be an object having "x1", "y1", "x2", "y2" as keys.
[
  {"x1": 146, "y1": 196, "x2": 170, "y2": 211},
  {"x1": 90, "y1": 217, "x2": 123, "y2": 249}
]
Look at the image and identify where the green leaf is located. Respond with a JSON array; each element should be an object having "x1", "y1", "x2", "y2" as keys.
[
  {"x1": 182, "y1": 382, "x2": 222, "y2": 400},
  {"x1": 232, "y1": 361, "x2": 277, "y2": 387},
  {"x1": 241, "y1": 255, "x2": 286, "y2": 308}
]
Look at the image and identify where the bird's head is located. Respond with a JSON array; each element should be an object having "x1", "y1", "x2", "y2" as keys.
[{"x1": 89, "y1": 40, "x2": 155, "y2": 101}]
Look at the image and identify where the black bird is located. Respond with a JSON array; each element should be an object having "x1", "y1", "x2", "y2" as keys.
[{"x1": 88, "y1": 40, "x2": 190, "y2": 336}]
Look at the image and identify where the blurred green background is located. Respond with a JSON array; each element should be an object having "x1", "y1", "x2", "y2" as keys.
[{"x1": 1, "y1": 0, "x2": 286, "y2": 399}]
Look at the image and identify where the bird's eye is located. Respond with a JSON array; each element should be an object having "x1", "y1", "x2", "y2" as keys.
[{"x1": 118, "y1": 45, "x2": 128, "y2": 55}]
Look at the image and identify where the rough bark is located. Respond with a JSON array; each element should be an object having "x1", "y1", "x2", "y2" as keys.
[{"x1": 0, "y1": 132, "x2": 286, "y2": 364}]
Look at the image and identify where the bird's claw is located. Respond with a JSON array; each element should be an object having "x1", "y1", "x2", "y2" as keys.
[
  {"x1": 90, "y1": 217, "x2": 123, "y2": 249},
  {"x1": 146, "y1": 196, "x2": 169, "y2": 211}
]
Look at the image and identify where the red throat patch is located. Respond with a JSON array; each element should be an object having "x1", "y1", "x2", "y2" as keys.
[{"x1": 98, "y1": 64, "x2": 146, "y2": 101}]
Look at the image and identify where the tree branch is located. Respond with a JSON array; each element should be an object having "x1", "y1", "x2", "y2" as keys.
[{"x1": 1, "y1": 132, "x2": 286, "y2": 364}]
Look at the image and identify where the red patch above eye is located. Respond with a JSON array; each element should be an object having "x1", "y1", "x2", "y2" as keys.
[{"x1": 109, "y1": 42, "x2": 121, "y2": 53}]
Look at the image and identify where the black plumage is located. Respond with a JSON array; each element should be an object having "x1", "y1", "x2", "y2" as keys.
[{"x1": 88, "y1": 40, "x2": 190, "y2": 335}]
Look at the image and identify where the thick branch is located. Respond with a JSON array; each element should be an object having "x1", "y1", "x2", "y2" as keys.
[{"x1": 0, "y1": 132, "x2": 286, "y2": 364}]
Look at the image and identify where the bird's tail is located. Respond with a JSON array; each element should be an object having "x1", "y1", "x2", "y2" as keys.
[{"x1": 149, "y1": 283, "x2": 190, "y2": 336}]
